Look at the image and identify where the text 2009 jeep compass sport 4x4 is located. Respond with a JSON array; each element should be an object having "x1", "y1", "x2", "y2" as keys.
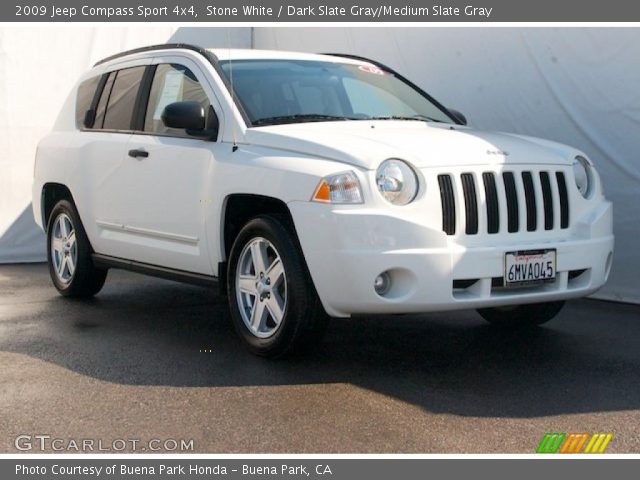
[{"x1": 33, "y1": 44, "x2": 614, "y2": 357}]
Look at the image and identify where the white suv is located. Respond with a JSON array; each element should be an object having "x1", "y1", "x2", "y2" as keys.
[{"x1": 33, "y1": 44, "x2": 614, "y2": 357}]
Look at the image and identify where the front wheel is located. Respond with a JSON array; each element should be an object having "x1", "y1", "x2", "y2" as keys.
[
  {"x1": 227, "y1": 215, "x2": 328, "y2": 358},
  {"x1": 477, "y1": 301, "x2": 565, "y2": 328}
]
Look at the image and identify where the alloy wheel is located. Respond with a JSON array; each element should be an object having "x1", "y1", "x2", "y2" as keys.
[
  {"x1": 50, "y1": 213, "x2": 77, "y2": 284},
  {"x1": 235, "y1": 237, "x2": 287, "y2": 338}
]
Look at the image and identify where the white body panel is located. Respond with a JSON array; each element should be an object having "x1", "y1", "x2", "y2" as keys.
[{"x1": 33, "y1": 47, "x2": 614, "y2": 317}]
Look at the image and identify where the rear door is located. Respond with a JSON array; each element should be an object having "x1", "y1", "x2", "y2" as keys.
[{"x1": 69, "y1": 62, "x2": 149, "y2": 259}]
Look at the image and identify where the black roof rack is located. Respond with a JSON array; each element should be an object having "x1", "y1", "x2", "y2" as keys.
[
  {"x1": 94, "y1": 43, "x2": 211, "y2": 67},
  {"x1": 323, "y1": 53, "x2": 395, "y2": 71},
  {"x1": 93, "y1": 42, "x2": 252, "y2": 127}
]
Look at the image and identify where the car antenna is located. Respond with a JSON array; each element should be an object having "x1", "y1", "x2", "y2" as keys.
[{"x1": 227, "y1": 30, "x2": 239, "y2": 152}]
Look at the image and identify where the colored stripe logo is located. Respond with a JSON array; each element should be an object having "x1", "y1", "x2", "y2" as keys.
[{"x1": 537, "y1": 433, "x2": 612, "y2": 453}]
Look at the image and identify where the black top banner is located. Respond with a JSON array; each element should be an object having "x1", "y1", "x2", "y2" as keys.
[{"x1": 5, "y1": 0, "x2": 640, "y2": 22}]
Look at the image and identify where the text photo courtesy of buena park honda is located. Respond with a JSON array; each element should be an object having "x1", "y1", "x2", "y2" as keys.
[{"x1": 1, "y1": 24, "x2": 639, "y2": 458}]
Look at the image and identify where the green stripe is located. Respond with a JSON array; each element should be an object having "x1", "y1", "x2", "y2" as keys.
[
  {"x1": 536, "y1": 433, "x2": 566, "y2": 453},
  {"x1": 536, "y1": 434, "x2": 553, "y2": 453},
  {"x1": 548, "y1": 433, "x2": 566, "y2": 453}
]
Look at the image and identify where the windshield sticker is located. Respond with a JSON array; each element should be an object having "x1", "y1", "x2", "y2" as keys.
[{"x1": 358, "y1": 65, "x2": 386, "y2": 75}]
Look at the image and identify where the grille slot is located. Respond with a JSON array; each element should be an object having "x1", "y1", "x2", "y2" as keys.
[
  {"x1": 539, "y1": 171, "x2": 554, "y2": 230},
  {"x1": 502, "y1": 172, "x2": 519, "y2": 233},
  {"x1": 556, "y1": 172, "x2": 570, "y2": 229},
  {"x1": 438, "y1": 174, "x2": 456, "y2": 235},
  {"x1": 521, "y1": 172, "x2": 537, "y2": 231},
  {"x1": 461, "y1": 173, "x2": 478, "y2": 234},
  {"x1": 482, "y1": 172, "x2": 500, "y2": 234}
]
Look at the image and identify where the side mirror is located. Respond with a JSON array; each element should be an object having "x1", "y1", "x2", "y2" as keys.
[
  {"x1": 448, "y1": 109, "x2": 467, "y2": 126},
  {"x1": 161, "y1": 101, "x2": 218, "y2": 140},
  {"x1": 161, "y1": 101, "x2": 206, "y2": 130}
]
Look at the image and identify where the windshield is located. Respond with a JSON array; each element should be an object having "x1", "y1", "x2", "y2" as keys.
[{"x1": 218, "y1": 59, "x2": 456, "y2": 126}]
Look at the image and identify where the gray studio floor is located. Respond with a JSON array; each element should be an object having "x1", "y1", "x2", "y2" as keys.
[{"x1": 1, "y1": 263, "x2": 639, "y2": 453}]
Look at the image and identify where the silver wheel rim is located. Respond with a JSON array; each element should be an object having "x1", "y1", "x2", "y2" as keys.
[
  {"x1": 50, "y1": 213, "x2": 77, "y2": 284},
  {"x1": 235, "y1": 237, "x2": 287, "y2": 339}
]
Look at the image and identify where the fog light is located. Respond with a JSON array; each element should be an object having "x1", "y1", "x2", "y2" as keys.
[{"x1": 374, "y1": 272, "x2": 391, "y2": 296}]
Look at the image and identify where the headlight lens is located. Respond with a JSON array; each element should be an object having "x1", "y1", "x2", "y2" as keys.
[
  {"x1": 572, "y1": 156, "x2": 593, "y2": 198},
  {"x1": 312, "y1": 171, "x2": 363, "y2": 204},
  {"x1": 376, "y1": 159, "x2": 419, "y2": 205}
]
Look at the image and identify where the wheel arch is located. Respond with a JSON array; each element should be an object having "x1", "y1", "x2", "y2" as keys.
[
  {"x1": 41, "y1": 183, "x2": 76, "y2": 228},
  {"x1": 220, "y1": 194, "x2": 298, "y2": 262}
]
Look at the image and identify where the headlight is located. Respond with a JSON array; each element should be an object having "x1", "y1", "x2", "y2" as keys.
[
  {"x1": 376, "y1": 159, "x2": 419, "y2": 205},
  {"x1": 572, "y1": 156, "x2": 593, "y2": 198},
  {"x1": 312, "y1": 171, "x2": 363, "y2": 204}
]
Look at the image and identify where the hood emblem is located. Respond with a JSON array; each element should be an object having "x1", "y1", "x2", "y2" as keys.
[{"x1": 486, "y1": 149, "x2": 509, "y2": 156}]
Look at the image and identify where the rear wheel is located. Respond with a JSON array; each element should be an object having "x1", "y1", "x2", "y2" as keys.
[
  {"x1": 47, "y1": 200, "x2": 107, "y2": 297},
  {"x1": 227, "y1": 215, "x2": 328, "y2": 358},
  {"x1": 477, "y1": 301, "x2": 565, "y2": 328}
]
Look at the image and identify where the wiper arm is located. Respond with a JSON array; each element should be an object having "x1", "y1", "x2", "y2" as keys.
[
  {"x1": 365, "y1": 115, "x2": 443, "y2": 123},
  {"x1": 253, "y1": 114, "x2": 357, "y2": 126}
]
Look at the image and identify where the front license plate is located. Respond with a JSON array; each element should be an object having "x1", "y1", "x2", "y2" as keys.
[{"x1": 504, "y1": 249, "x2": 556, "y2": 287}]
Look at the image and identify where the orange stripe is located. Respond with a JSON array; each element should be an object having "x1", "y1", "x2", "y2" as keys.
[
  {"x1": 567, "y1": 434, "x2": 581, "y2": 453},
  {"x1": 573, "y1": 434, "x2": 589, "y2": 453},
  {"x1": 560, "y1": 434, "x2": 575, "y2": 453}
]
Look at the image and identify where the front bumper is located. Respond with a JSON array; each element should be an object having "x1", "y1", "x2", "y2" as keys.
[{"x1": 289, "y1": 200, "x2": 614, "y2": 318}]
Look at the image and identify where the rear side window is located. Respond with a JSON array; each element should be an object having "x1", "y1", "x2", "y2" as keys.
[
  {"x1": 75, "y1": 75, "x2": 100, "y2": 128},
  {"x1": 144, "y1": 63, "x2": 211, "y2": 137},
  {"x1": 102, "y1": 66, "x2": 146, "y2": 131}
]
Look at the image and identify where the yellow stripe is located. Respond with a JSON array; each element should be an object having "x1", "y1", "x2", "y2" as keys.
[
  {"x1": 597, "y1": 434, "x2": 613, "y2": 453},
  {"x1": 590, "y1": 434, "x2": 606, "y2": 453},
  {"x1": 573, "y1": 434, "x2": 589, "y2": 453},
  {"x1": 584, "y1": 434, "x2": 598, "y2": 453}
]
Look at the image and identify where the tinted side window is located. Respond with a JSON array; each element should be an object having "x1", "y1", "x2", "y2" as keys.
[
  {"x1": 103, "y1": 66, "x2": 146, "y2": 131},
  {"x1": 144, "y1": 64, "x2": 210, "y2": 137},
  {"x1": 94, "y1": 73, "x2": 115, "y2": 129},
  {"x1": 75, "y1": 75, "x2": 101, "y2": 128}
]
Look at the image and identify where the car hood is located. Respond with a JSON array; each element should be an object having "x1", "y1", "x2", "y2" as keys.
[{"x1": 244, "y1": 121, "x2": 580, "y2": 170}]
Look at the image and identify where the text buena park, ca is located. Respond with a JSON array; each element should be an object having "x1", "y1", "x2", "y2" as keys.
[{"x1": 16, "y1": 464, "x2": 334, "y2": 477}]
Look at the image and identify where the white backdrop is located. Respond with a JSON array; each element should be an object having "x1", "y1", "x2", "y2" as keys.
[
  {"x1": 0, "y1": 26, "x2": 251, "y2": 262},
  {"x1": 254, "y1": 27, "x2": 640, "y2": 304},
  {"x1": 0, "y1": 27, "x2": 637, "y2": 304}
]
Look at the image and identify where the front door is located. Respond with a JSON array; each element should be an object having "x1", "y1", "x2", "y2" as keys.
[{"x1": 116, "y1": 58, "x2": 220, "y2": 274}]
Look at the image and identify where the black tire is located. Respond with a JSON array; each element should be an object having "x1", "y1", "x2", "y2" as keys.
[
  {"x1": 477, "y1": 301, "x2": 565, "y2": 328},
  {"x1": 46, "y1": 200, "x2": 107, "y2": 297},
  {"x1": 226, "y1": 214, "x2": 328, "y2": 358}
]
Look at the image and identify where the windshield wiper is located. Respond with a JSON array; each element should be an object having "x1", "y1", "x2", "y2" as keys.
[
  {"x1": 365, "y1": 115, "x2": 444, "y2": 123},
  {"x1": 253, "y1": 114, "x2": 357, "y2": 126}
]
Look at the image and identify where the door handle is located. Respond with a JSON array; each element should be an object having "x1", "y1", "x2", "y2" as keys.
[{"x1": 128, "y1": 148, "x2": 149, "y2": 159}]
